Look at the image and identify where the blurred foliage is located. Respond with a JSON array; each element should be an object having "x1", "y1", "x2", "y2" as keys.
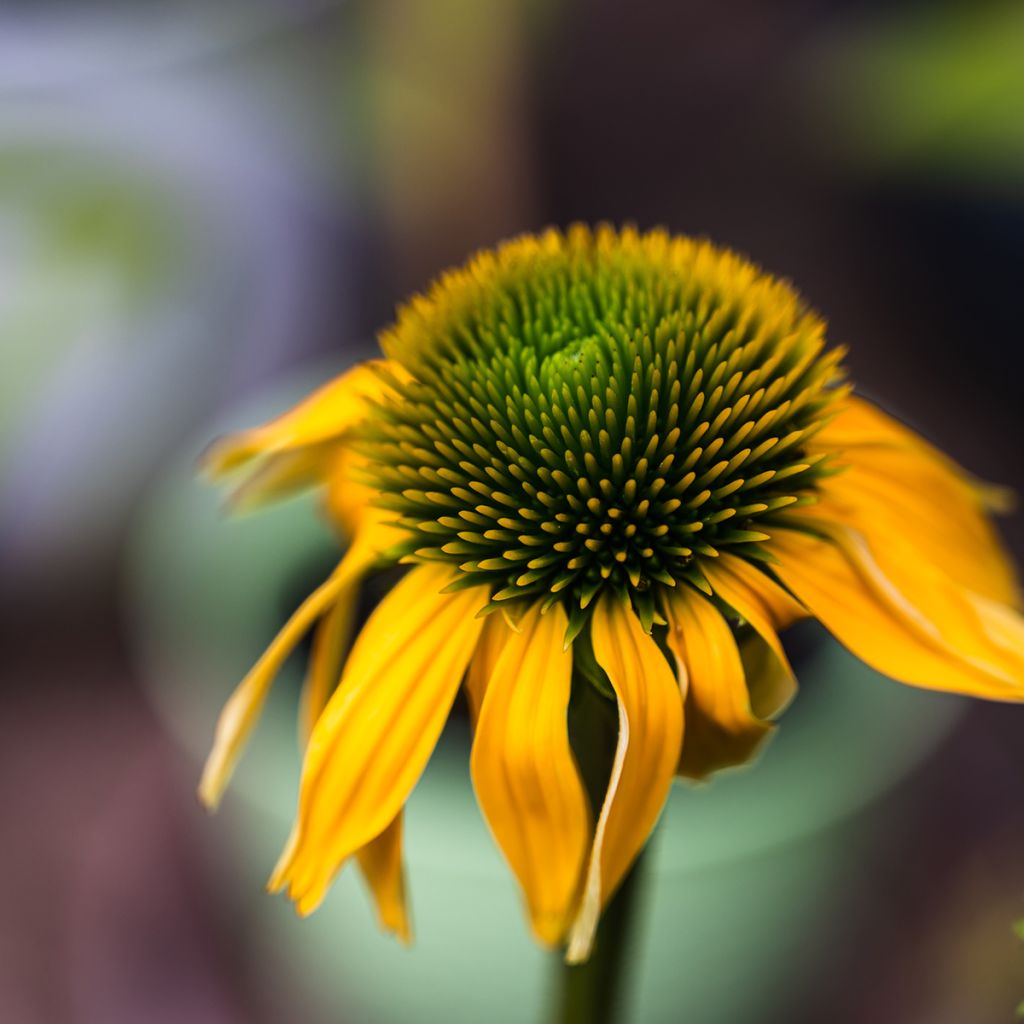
[
  {"x1": 0, "y1": 152, "x2": 175, "y2": 300},
  {"x1": 0, "y1": 4, "x2": 348, "y2": 575},
  {"x1": 822, "y1": 2, "x2": 1024, "y2": 187},
  {"x1": 0, "y1": 153, "x2": 178, "y2": 449}
]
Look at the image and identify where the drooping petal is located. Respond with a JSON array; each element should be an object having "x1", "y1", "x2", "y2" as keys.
[
  {"x1": 810, "y1": 395, "x2": 1019, "y2": 606},
  {"x1": 663, "y1": 585, "x2": 772, "y2": 780},
  {"x1": 970, "y1": 591, "x2": 1024, "y2": 655},
  {"x1": 293, "y1": 514, "x2": 407, "y2": 746},
  {"x1": 701, "y1": 552, "x2": 801, "y2": 718},
  {"x1": 298, "y1": 585, "x2": 359, "y2": 745},
  {"x1": 355, "y1": 812, "x2": 411, "y2": 944},
  {"x1": 270, "y1": 563, "x2": 488, "y2": 916},
  {"x1": 198, "y1": 546, "x2": 373, "y2": 811},
  {"x1": 470, "y1": 603, "x2": 590, "y2": 946},
  {"x1": 463, "y1": 611, "x2": 511, "y2": 728},
  {"x1": 294, "y1": 578, "x2": 412, "y2": 945},
  {"x1": 566, "y1": 596, "x2": 683, "y2": 963},
  {"x1": 771, "y1": 524, "x2": 1024, "y2": 701},
  {"x1": 203, "y1": 360, "x2": 398, "y2": 478},
  {"x1": 226, "y1": 444, "x2": 337, "y2": 514}
]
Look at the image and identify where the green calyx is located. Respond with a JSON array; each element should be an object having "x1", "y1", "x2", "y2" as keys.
[{"x1": 361, "y1": 226, "x2": 844, "y2": 634}]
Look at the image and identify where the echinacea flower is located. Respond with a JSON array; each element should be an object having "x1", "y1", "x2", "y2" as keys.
[{"x1": 199, "y1": 225, "x2": 1024, "y2": 963}]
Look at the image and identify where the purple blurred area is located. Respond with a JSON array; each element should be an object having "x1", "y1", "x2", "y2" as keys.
[{"x1": 2, "y1": 1, "x2": 1024, "y2": 1021}]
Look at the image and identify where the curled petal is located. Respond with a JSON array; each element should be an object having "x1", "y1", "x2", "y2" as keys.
[
  {"x1": 566, "y1": 596, "x2": 683, "y2": 963},
  {"x1": 810, "y1": 395, "x2": 1019, "y2": 606},
  {"x1": 471, "y1": 603, "x2": 590, "y2": 946},
  {"x1": 663, "y1": 585, "x2": 771, "y2": 780},
  {"x1": 771, "y1": 524, "x2": 1024, "y2": 701},
  {"x1": 737, "y1": 631, "x2": 796, "y2": 726},
  {"x1": 702, "y1": 552, "x2": 800, "y2": 718},
  {"x1": 270, "y1": 563, "x2": 488, "y2": 916}
]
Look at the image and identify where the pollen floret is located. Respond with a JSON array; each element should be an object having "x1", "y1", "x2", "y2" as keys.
[{"x1": 364, "y1": 225, "x2": 845, "y2": 631}]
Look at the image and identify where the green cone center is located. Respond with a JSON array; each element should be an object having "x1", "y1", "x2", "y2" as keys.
[{"x1": 364, "y1": 227, "x2": 843, "y2": 628}]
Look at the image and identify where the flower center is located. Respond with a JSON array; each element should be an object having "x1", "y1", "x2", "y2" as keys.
[{"x1": 364, "y1": 226, "x2": 843, "y2": 629}]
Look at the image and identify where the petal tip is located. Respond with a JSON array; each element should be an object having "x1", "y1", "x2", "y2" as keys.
[{"x1": 196, "y1": 760, "x2": 226, "y2": 813}]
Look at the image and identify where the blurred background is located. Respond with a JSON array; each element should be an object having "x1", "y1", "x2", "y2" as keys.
[{"x1": 2, "y1": 1, "x2": 1024, "y2": 1021}]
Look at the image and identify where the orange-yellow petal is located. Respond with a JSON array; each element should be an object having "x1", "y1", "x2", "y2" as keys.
[
  {"x1": 270, "y1": 563, "x2": 488, "y2": 915},
  {"x1": 323, "y1": 446, "x2": 391, "y2": 538},
  {"x1": 737, "y1": 629, "x2": 796, "y2": 724},
  {"x1": 198, "y1": 547, "x2": 372, "y2": 811},
  {"x1": 225, "y1": 444, "x2": 336, "y2": 514},
  {"x1": 298, "y1": 584, "x2": 359, "y2": 745},
  {"x1": 203, "y1": 360, "x2": 399, "y2": 478},
  {"x1": 771, "y1": 524, "x2": 1024, "y2": 701},
  {"x1": 810, "y1": 395, "x2": 1019, "y2": 606},
  {"x1": 701, "y1": 552, "x2": 800, "y2": 718},
  {"x1": 566, "y1": 596, "x2": 683, "y2": 963},
  {"x1": 463, "y1": 612, "x2": 510, "y2": 728},
  {"x1": 470, "y1": 603, "x2": 589, "y2": 946},
  {"x1": 355, "y1": 811, "x2": 411, "y2": 944},
  {"x1": 294, "y1": 576, "x2": 411, "y2": 946},
  {"x1": 663, "y1": 585, "x2": 771, "y2": 780}
]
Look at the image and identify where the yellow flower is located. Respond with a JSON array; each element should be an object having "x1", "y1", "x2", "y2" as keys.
[{"x1": 198, "y1": 225, "x2": 1024, "y2": 962}]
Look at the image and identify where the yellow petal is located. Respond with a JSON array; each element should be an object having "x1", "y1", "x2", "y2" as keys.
[
  {"x1": 271, "y1": 563, "x2": 488, "y2": 915},
  {"x1": 355, "y1": 811, "x2": 412, "y2": 944},
  {"x1": 297, "y1": 590, "x2": 359, "y2": 747},
  {"x1": 771, "y1": 525, "x2": 1024, "y2": 701},
  {"x1": 226, "y1": 444, "x2": 336, "y2": 514},
  {"x1": 203, "y1": 360, "x2": 399, "y2": 478},
  {"x1": 470, "y1": 603, "x2": 590, "y2": 946},
  {"x1": 702, "y1": 552, "x2": 800, "y2": 718},
  {"x1": 663, "y1": 585, "x2": 772, "y2": 780},
  {"x1": 737, "y1": 629, "x2": 796, "y2": 724},
  {"x1": 566, "y1": 596, "x2": 683, "y2": 963},
  {"x1": 198, "y1": 547, "x2": 371, "y2": 811},
  {"x1": 463, "y1": 612, "x2": 510, "y2": 728},
  {"x1": 294, "y1": 570, "x2": 411, "y2": 945},
  {"x1": 810, "y1": 395, "x2": 1019, "y2": 606},
  {"x1": 295, "y1": 516, "x2": 406, "y2": 749},
  {"x1": 323, "y1": 447, "x2": 382, "y2": 537}
]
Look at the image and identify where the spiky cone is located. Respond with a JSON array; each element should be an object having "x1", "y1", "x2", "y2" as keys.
[{"x1": 196, "y1": 225, "x2": 1024, "y2": 965}]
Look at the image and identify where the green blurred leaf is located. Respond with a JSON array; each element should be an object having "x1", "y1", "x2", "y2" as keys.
[
  {"x1": 0, "y1": 148, "x2": 183, "y2": 459},
  {"x1": 820, "y1": 4, "x2": 1024, "y2": 186}
]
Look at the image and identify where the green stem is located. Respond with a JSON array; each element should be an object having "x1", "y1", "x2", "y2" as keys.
[
  {"x1": 553, "y1": 842, "x2": 651, "y2": 1024},
  {"x1": 552, "y1": 670, "x2": 653, "y2": 1024}
]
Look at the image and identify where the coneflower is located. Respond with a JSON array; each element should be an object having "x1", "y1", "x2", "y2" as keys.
[{"x1": 197, "y1": 225, "x2": 1024, "y2": 964}]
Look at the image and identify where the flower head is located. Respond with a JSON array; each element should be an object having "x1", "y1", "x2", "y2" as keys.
[
  {"x1": 199, "y1": 225, "x2": 1024, "y2": 962},
  {"x1": 366, "y1": 227, "x2": 843, "y2": 636}
]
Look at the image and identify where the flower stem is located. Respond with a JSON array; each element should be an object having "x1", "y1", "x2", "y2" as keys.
[
  {"x1": 553, "y1": 672, "x2": 652, "y2": 1024},
  {"x1": 553, "y1": 842, "x2": 650, "y2": 1024}
]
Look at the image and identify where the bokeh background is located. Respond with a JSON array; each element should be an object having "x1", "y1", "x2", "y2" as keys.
[{"x1": 3, "y1": 1, "x2": 1024, "y2": 1021}]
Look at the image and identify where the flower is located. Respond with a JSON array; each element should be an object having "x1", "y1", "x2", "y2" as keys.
[{"x1": 198, "y1": 225, "x2": 1024, "y2": 962}]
